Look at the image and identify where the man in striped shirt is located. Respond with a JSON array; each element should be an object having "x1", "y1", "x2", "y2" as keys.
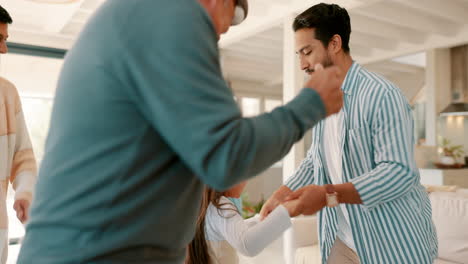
[{"x1": 261, "y1": 3, "x2": 437, "y2": 264}]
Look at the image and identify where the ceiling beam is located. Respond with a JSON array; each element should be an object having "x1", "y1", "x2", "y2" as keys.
[
  {"x1": 353, "y1": 2, "x2": 460, "y2": 37},
  {"x1": 264, "y1": 75, "x2": 285, "y2": 87},
  {"x1": 366, "y1": 61, "x2": 424, "y2": 74},
  {"x1": 350, "y1": 13, "x2": 428, "y2": 44},
  {"x1": 360, "y1": 24, "x2": 468, "y2": 64},
  {"x1": 393, "y1": 0, "x2": 468, "y2": 24},
  {"x1": 350, "y1": 31, "x2": 399, "y2": 51},
  {"x1": 224, "y1": 59, "x2": 276, "y2": 74},
  {"x1": 80, "y1": 0, "x2": 106, "y2": 12},
  {"x1": 231, "y1": 79, "x2": 282, "y2": 97},
  {"x1": 350, "y1": 44, "x2": 373, "y2": 57},
  {"x1": 223, "y1": 46, "x2": 281, "y2": 61},
  {"x1": 219, "y1": 16, "x2": 284, "y2": 48},
  {"x1": 70, "y1": 9, "x2": 92, "y2": 24},
  {"x1": 43, "y1": 0, "x2": 86, "y2": 34},
  {"x1": 8, "y1": 28, "x2": 74, "y2": 50},
  {"x1": 61, "y1": 22, "x2": 85, "y2": 36},
  {"x1": 229, "y1": 38, "x2": 283, "y2": 53},
  {"x1": 258, "y1": 27, "x2": 284, "y2": 41},
  {"x1": 226, "y1": 69, "x2": 277, "y2": 84},
  {"x1": 222, "y1": 51, "x2": 280, "y2": 65},
  {"x1": 252, "y1": 34, "x2": 283, "y2": 46}
]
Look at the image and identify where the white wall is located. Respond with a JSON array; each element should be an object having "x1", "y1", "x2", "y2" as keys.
[{"x1": 244, "y1": 166, "x2": 283, "y2": 204}]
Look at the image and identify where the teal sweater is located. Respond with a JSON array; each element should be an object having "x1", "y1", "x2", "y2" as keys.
[{"x1": 18, "y1": 0, "x2": 325, "y2": 263}]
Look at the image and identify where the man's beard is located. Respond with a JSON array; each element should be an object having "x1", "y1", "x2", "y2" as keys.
[
  {"x1": 305, "y1": 52, "x2": 334, "y2": 74},
  {"x1": 321, "y1": 52, "x2": 333, "y2": 68}
]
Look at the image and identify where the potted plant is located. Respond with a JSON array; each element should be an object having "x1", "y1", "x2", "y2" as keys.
[
  {"x1": 439, "y1": 138, "x2": 465, "y2": 166},
  {"x1": 241, "y1": 192, "x2": 265, "y2": 219}
]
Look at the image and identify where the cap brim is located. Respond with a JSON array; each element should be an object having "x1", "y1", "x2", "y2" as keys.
[{"x1": 231, "y1": 0, "x2": 248, "y2": 25}]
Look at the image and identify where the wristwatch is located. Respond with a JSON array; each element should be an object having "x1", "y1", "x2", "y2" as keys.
[{"x1": 324, "y1": 184, "x2": 339, "y2": 207}]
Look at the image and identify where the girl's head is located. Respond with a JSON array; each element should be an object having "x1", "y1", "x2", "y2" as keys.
[
  {"x1": 185, "y1": 182, "x2": 247, "y2": 264},
  {"x1": 223, "y1": 181, "x2": 247, "y2": 198}
]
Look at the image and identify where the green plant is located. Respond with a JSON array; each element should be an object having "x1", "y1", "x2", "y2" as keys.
[
  {"x1": 241, "y1": 192, "x2": 265, "y2": 219},
  {"x1": 440, "y1": 138, "x2": 465, "y2": 162}
]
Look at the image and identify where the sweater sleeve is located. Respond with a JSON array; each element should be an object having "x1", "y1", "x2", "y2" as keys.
[
  {"x1": 125, "y1": 1, "x2": 326, "y2": 190},
  {"x1": 10, "y1": 93, "x2": 37, "y2": 203}
]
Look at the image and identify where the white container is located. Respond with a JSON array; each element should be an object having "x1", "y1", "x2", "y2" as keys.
[{"x1": 440, "y1": 156, "x2": 455, "y2": 165}]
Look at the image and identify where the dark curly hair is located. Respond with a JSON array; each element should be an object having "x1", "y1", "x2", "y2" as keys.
[
  {"x1": 0, "y1": 5, "x2": 12, "y2": 24},
  {"x1": 293, "y1": 3, "x2": 351, "y2": 53}
]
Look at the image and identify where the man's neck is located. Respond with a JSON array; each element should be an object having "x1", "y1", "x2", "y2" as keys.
[{"x1": 335, "y1": 54, "x2": 354, "y2": 84}]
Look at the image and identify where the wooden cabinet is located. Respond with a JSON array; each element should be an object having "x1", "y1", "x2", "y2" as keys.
[{"x1": 451, "y1": 45, "x2": 468, "y2": 102}]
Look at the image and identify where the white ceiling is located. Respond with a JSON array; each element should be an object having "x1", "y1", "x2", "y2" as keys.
[
  {"x1": 3, "y1": 0, "x2": 468, "y2": 101},
  {"x1": 2, "y1": 0, "x2": 104, "y2": 49},
  {"x1": 220, "y1": 0, "x2": 468, "y2": 85}
]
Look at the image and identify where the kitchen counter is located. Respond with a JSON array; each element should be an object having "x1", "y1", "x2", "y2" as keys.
[{"x1": 420, "y1": 168, "x2": 468, "y2": 188}]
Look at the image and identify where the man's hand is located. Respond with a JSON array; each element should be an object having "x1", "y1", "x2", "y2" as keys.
[
  {"x1": 282, "y1": 185, "x2": 327, "y2": 217},
  {"x1": 259, "y1": 185, "x2": 293, "y2": 220},
  {"x1": 305, "y1": 64, "x2": 343, "y2": 117},
  {"x1": 13, "y1": 199, "x2": 30, "y2": 224}
]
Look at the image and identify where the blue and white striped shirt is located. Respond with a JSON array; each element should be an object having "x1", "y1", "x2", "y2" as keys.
[{"x1": 286, "y1": 62, "x2": 438, "y2": 264}]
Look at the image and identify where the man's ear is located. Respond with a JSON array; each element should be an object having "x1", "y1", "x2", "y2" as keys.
[{"x1": 329, "y1": 34, "x2": 343, "y2": 54}]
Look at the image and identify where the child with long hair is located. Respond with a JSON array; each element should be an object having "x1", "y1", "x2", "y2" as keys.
[{"x1": 186, "y1": 182, "x2": 292, "y2": 264}]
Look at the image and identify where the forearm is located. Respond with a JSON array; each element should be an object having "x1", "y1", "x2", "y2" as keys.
[
  {"x1": 274, "y1": 185, "x2": 293, "y2": 202},
  {"x1": 201, "y1": 92, "x2": 324, "y2": 190},
  {"x1": 350, "y1": 162, "x2": 416, "y2": 209},
  {"x1": 334, "y1": 182, "x2": 362, "y2": 204},
  {"x1": 238, "y1": 206, "x2": 291, "y2": 257},
  {"x1": 13, "y1": 171, "x2": 36, "y2": 202},
  {"x1": 12, "y1": 109, "x2": 37, "y2": 199}
]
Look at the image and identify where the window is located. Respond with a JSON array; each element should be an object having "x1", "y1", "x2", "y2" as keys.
[
  {"x1": 241, "y1": 97, "x2": 261, "y2": 117},
  {"x1": 237, "y1": 96, "x2": 282, "y2": 116},
  {"x1": 237, "y1": 95, "x2": 283, "y2": 167},
  {"x1": 265, "y1": 99, "x2": 282, "y2": 112},
  {"x1": 20, "y1": 97, "x2": 54, "y2": 162}
]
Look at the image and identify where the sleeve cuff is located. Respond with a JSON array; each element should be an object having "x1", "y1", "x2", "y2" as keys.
[
  {"x1": 15, "y1": 191, "x2": 33, "y2": 203},
  {"x1": 350, "y1": 174, "x2": 380, "y2": 211},
  {"x1": 13, "y1": 171, "x2": 36, "y2": 200},
  {"x1": 274, "y1": 205, "x2": 292, "y2": 228}
]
